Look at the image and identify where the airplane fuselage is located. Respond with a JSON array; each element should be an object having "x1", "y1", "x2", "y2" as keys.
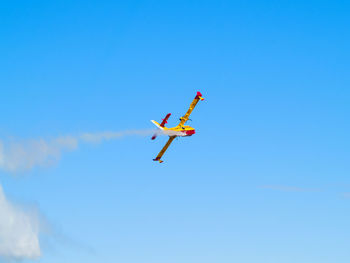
[{"x1": 162, "y1": 125, "x2": 195, "y2": 137}]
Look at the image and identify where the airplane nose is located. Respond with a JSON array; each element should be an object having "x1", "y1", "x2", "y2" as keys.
[{"x1": 186, "y1": 130, "x2": 195, "y2": 135}]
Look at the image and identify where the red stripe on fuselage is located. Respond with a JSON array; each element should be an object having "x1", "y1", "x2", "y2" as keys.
[
  {"x1": 186, "y1": 129, "x2": 195, "y2": 135},
  {"x1": 181, "y1": 129, "x2": 195, "y2": 136}
]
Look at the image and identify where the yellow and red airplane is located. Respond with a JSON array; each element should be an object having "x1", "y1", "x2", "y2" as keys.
[{"x1": 151, "y1": 91, "x2": 204, "y2": 163}]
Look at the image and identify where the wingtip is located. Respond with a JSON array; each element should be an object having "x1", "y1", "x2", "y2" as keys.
[{"x1": 196, "y1": 91, "x2": 204, "y2": 101}]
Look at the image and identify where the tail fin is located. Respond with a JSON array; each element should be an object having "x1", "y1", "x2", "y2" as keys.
[
  {"x1": 160, "y1": 113, "x2": 171, "y2": 127},
  {"x1": 151, "y1": 120, "x2": 164, "y2": 130},
  {"x1": 151, "y1": 113, "x2": 171, "y2": 140},
  {"x1": 151, "y1": 120, "x2": 164, "y2": 140}
]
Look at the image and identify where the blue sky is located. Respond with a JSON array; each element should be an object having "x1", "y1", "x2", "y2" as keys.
[{"x1": 0, "y1": 0, "x2": 350, "y2": 262}]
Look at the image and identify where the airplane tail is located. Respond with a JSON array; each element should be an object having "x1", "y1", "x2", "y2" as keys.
[
  {"x1": 151, "y1": 113, "x2": 171, "y2": 140},
  {"x1": 151, "y1": 120, "x2": 164, "y2": 140},
  {"x1": 151, "y1": 120, "x2": 164, "y2": 130}
]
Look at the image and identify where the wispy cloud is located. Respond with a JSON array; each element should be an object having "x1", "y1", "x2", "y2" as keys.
[
  {"x1": 259, "y1": 185, "x2": 321, "y2": 192},
  {"x1": 0, "y1": 129, "x2": 154, "y2": 173},
  {"x1": 341, "y1": 192, "x2": 350, "y2": 199},
  {"x1": 0, "y1": 185, "x2": 42, "y2": 260}
]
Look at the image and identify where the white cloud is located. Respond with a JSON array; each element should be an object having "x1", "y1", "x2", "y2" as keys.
[
  {"x1": 260, "y1": 185, "x2": 321, "y2": 192},
  {"x1": 0, "y1": 185, "x2": 41, "y2": 260}
]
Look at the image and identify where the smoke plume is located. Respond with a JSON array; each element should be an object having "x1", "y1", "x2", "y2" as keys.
[{"x1": 0, "y1": 129, "x2": 154, "y2": 173}]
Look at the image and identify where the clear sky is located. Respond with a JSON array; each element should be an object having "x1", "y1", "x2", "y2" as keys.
[{"x1": 0, "y1": 0, "x2": 350, "y2": 262}]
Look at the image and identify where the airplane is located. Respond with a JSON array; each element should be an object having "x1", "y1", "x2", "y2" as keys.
[{"x1": 151, "y1": 91, "x2": 204, "y2": 163}]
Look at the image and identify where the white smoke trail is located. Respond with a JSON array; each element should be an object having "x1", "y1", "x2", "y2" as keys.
[
  {"x1": 0, "y1": 185, "x2": 41, "y2": 260},
  {"x1": 0, "y1": 136, "x2": 78, "y2": 172},
  {"x1": 0, "y1": 129, "x2": 154, "y2": 173},
  {"x1": 80, "y1": 129, "x2": 155, "y2": 143}
]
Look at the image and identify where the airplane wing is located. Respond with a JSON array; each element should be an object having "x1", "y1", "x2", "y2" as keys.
[
  {"x1": 153, "y1": 136, "x2": 176, "y2": 163},
  {"x1": 178, "y1": 91, "x2": 204, "y2": 126}
]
